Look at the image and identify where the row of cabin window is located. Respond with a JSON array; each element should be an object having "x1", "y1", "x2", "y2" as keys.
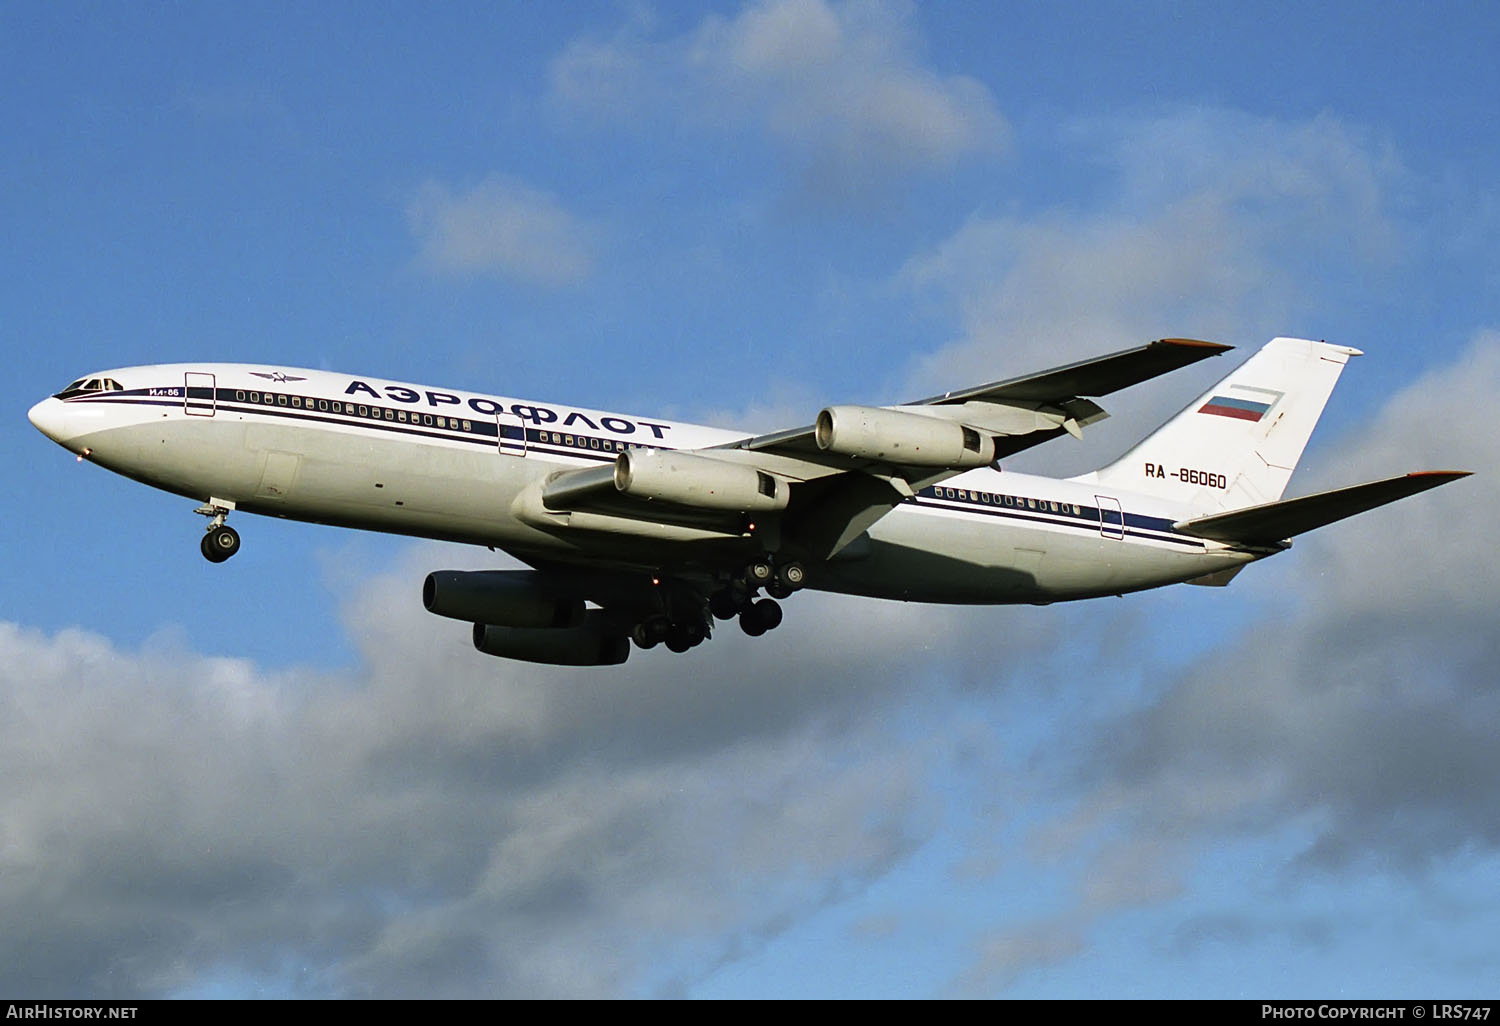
[
  {"x1": 234, "y1": 390, "x2": 475, "y2": 432},
  {"x1": 933, "y1": 486, "x2": 1084, "y2": 516},
  {"x1": 233, "y1": 389, "x2": 640, "y2": 452},
  {"x1": 537, "y1": 432, "x2": 646, "y2": 453}
]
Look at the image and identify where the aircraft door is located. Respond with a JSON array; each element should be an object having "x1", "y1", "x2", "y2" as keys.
[
  {"x1": 497, "y1": 411, "x2": 527, "y2": 456},
  {"x1": 1095, "y1": 495, "x2": 1124, "y2": 540},
  {"x1": 184, "y1": 372, "x2": 216, "y2": 417}
]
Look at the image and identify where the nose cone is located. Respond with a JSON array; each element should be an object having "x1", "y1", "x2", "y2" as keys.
[{"x1": 28, "y1": 397, "x2": 71, "y2": 444}]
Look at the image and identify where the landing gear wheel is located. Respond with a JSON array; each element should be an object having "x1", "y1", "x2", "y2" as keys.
[
  {"x1": 202, "y1": 524, "x2": 240, "y2": 563},
  {"x1": 631, "y1": 623, "x2": 659, "y2": 650},
  {"x1": 666, "y1": 626, "x2": 693, "y2": 653},
  {"x1": 753, "y1": 597, "x2": 783, "y2": 631},
  {"x1": 744, "y1": 559, "x2": 774, "y2": 587},
  {"x1": 776, "y1": 561, "x2": 806, "y2": 591},
  {"x1": 709, "y1": 589, "x2": 743, "y2": 620},
  {"x1": 766, "y1": 578, "x2": 792, "y2": 600},
  {"x1": 739, "y1": 598, "x2": 783, "y2": 637}
]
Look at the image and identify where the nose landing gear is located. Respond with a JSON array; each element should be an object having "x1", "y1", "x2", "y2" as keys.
[
  {"x1": 194, "y1": 500, "x2": 240, "y2": 563},
  {"x1": 200, "y1": 524, "x2": 241, "y2": 563}
]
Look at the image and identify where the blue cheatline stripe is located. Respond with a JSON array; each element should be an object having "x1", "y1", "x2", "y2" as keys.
[
  {"x1": 68, "y1": 388, "x2": 1205, "y2": 547},
  {"x1": 65, "y1": 389, "x2": 638, "y2": 464},
  {"x1": 914, "y1": 490, "x2": 1205, "y2": 550}
]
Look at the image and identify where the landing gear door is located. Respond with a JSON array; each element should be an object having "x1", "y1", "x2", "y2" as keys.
[
  {"x1": 497, "y1": 411, "x2": 527, "y2": 456},
  {"x1": 184, "y1": 372, "x2": 216, "y2": 417},
  {"x1": 1096, "y1": 495, "x2": 1124, "y2": 540}
]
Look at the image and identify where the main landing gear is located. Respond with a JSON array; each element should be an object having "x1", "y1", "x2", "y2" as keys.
[
  {"x1": 630, "y1": 616, "x2": 710, "y2": 654},
  {"x1": 712, "y1": 556, "x2": 805, "y2": 638},
  {"x1": 195, "y1": 501, "x2": 240, "y2": 563},
  {"x1": 628, "y1": 555, "x2": 808, "y2": 655}
]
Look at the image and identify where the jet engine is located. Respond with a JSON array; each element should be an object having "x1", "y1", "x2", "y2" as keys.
[
  {"x1": 473, "y1": 612, "x2": 630, "y2": 666},
  {"x1": 815, "y1": 405, "x2": 995, "y2": 467},
  {"x1": 613, "y1": 449, "x2": 788, "y2": 512},
  {"x1": 424, "y1": 570, "x2": 584, "y2": 628}
]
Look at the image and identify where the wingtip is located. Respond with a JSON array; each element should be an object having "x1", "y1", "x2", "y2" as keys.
[
  {"x1": 1156, "y1": 337, "x2": 1233, "y2": 353},
  {"x1": 1407, "y1": 470, "x2": 1473, "y2": 480}
]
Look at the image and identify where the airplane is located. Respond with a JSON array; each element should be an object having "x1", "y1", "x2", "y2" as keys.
[{"x1": 28, "y1": 336, "x2": 1468, "y2": 666}]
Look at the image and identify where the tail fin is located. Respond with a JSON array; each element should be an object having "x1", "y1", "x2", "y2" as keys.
[{"x1": 1082, "y1": 337, "x2": 1361, "y2": 514}]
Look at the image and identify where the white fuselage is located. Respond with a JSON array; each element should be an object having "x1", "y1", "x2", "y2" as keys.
[{"x1": 28, "y1": 363, "x2": 1258, "y2": 603}]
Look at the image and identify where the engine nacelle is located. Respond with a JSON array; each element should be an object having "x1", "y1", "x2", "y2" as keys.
[
  {"x1": 424, "y1": 570, "x2": 584, "y2": 628},
  {"x1": 815, "y1": 405, "x2": 995, "y2": 468},
  {"x1": 614, "y1": 449, "x2": 788, "y2": 512},
  {"x1": 473, "y1": 614, "x2": 630, "y2": 667}
]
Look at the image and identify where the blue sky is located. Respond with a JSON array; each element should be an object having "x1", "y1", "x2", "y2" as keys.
[{"x1": 4, "y1": 1, "x2": 1498, "y2": 998}]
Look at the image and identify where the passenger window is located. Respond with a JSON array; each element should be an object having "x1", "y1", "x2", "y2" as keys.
[
  {"x1": 292, "y1": 396, "x2": 301, "y2": 407},
  {"x1": 278, "y1": 395, "x2": 287, "y2": 406},
  {"x1": 236, "y1": 390, "x2": 246, "y2": 401}
]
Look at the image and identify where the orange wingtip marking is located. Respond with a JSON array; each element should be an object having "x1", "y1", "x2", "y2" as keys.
[{"x1": 1157, "y1": 337, "x2": 1232, "y2": 350}]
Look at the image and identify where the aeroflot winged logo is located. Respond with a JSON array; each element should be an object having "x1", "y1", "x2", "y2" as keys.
[
  {"x1": 1198, "y1": 385, "x2": 1283, "y2": 422},
  {"x1": 251, "y1": 371, "x2": 308, "y2": 383}
]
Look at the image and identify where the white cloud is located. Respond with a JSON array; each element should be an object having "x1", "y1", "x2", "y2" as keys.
[
  {"x1": 896, "y1": 109, "x2": 1404, "y2": 475},
  {"x1": 0, "y1": 539, "x2": 1054, "y2": 997},
  {"x1": 406, "y1": 176, "x2": 596, "y2": 286},
  {"x1": 949, "y1": 329, "x2": 1498, "y2": 993},
  {"x1": 549, "y1": 0, "x2": 1007, "y2": 199}
]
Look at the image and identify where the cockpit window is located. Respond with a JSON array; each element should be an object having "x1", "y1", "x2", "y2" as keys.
[{"x1": 54, "y1": 376, "x2": 121, "y2": 399}]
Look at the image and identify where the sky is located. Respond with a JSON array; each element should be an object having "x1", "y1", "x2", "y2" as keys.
[{"x1": 3, "y1": 0, "x2": 1499, "y2": 999}]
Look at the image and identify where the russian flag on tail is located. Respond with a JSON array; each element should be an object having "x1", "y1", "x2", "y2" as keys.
[{"x1": 1198, "y1": 386, "x2": 1282, "y2": 422}]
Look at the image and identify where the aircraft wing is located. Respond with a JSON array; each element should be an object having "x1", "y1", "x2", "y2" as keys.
[
  {"x1": 1174, "y1": 471, "x2": 1471, "y2": 546},
  {"x1": 732, "y1": 337, "x2": 1231, "y2": 463},
  {"x1": 536, "y1": 338, "x2": 1231, "y2": 559}
]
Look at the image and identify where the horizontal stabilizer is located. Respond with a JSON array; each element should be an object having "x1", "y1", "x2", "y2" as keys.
[{"x1": 1174, "y1": 471, "x2": 1471, "y2": 545}]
